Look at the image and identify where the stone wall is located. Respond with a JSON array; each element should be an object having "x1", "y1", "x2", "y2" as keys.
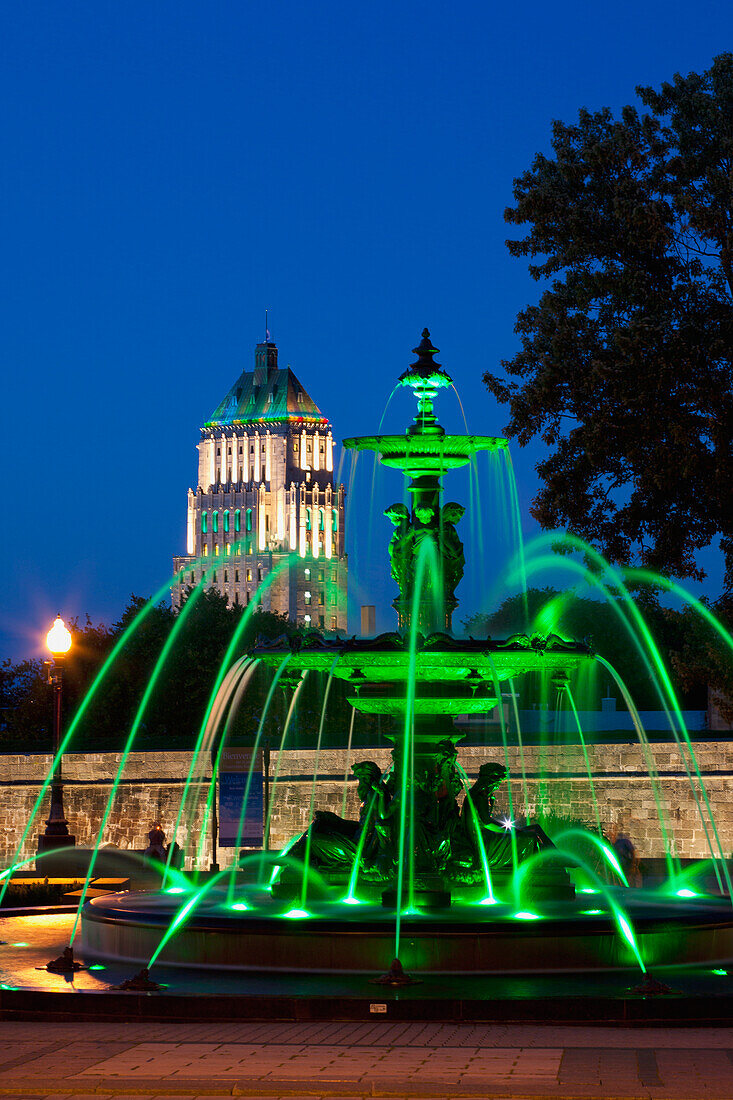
[{"x1": 2, "y1": 739, "x2": 733, "y2": 869}]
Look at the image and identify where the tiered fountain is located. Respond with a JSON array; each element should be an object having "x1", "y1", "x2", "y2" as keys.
[{"x1": 76, "y1": 331, "x2": 733, "y2": 983}]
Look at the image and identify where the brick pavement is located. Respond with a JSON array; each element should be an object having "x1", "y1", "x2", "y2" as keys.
[{"x1": 0, "y1": 1021, "x2": 733, "y2": 1098}]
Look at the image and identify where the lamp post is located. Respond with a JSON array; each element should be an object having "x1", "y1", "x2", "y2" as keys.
[{"x1": 37, "y1": 615, "x2": 76, "y2": 858}]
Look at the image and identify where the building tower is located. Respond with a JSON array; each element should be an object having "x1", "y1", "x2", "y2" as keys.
[{"x1": 173, "y1": 338, "x2": 348, "y2": 631}]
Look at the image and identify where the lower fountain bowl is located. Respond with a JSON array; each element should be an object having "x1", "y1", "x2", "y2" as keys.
[{"x1": 80, "y1": 888, "x2": 733, "y2": 975}]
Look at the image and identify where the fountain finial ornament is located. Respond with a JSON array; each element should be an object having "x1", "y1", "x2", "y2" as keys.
[{"x1": 399, "y1": 328, "x2": 453, "y2": 438}]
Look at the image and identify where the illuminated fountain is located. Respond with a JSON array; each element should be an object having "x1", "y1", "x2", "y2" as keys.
[{"x1": 4, "y1": 330, "x2": 733, "y2": 994}]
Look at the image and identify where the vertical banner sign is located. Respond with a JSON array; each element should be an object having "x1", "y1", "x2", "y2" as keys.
[{"x1": 218, "y1": 748, "x2": 264, "y2": 847}]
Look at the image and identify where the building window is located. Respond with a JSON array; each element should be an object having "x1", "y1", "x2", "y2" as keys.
[
  {"x1": 297, "y1": 392, "x2": 304, "y2": 405},
  {"x1": 318, "y1": 615, "x2": 324, "y2": 628},
  {"x1": 306, "y1": 508, "x2": 311, "y2": 531},
  {"x1": 201, "y1": 512, "x2": 208, "y2": 534},
  {"x1": 319, "y1": 508, "x2": 324, "y2": 531},
  {"x1": 190, "y1": 571, "x2": 195, "y2": 584},
  {"x1": 215, "y1": 544, "x2": 220, "y2": 556},
  {"x1": 330, "y1": 616, "x2": 337, "y2": 630},
  {"x1": 318, "y1": 593, "x2": 324, "y2": 605},
  {"x1": 203, "y1": 545, "x2": 209, "y2": 556},
  {"x1": 318, "y1": 570, "x2": 324, "y2": 582},
  {"x1": 246, "y1": 508, "x2": 252, "y2": 532},
  {"x1": 213, "y1": 511, "x2": 219, "y2": 533},
  {"x1": 235, "y1": 509, "x2": 241, "y2": 532},
  {"x1": 217, "y1": 447, "x2": 221, "y2": 456},
  {"x1": 213, "y1": 571, "x2": 217, "y2": 583},
  {"x1": 304, "y1": 590, "x2": 311, "y2": 605},
  {"x1": 235, "y1": 569, "x2": 239, "y2": 582},
  {"x1": 224, "y1": 570, "x2": 228, "y2": 583},
  {"x1": 224, "y1": 509, "x2": 230, "y2": 532},
  {"x1": 304, "y1": 613, "x2": 311, "y2": 624},
  {"x1": 304, "y1": 567, "x2": 310, "y2": 578},
  {"x1": 332, "y1": 508, "x2": 338, "y2": 532},
  {"x1": 226, "y1": 543, "x2": 231, "y2": 556}
]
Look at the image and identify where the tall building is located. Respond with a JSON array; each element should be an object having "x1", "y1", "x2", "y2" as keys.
[{"x1": 173, "y1": 339, "x2": 348, "y2": 631}]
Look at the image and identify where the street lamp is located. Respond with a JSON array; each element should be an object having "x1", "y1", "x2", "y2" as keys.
[{"x1": 37, "y1": 615, "x2": 76, "y2": 858}]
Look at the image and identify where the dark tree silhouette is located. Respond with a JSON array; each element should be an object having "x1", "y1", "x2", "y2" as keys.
[{"x1": 485, "y1": 54, "x2": 733, "y2": 594}]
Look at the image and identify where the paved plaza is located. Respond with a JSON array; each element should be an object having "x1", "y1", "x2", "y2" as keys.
[{"x1": 0, "y1": 1020, "x2": 733, "y2": 1099}]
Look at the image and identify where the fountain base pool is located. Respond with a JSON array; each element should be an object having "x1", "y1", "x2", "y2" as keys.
[{"x1": 80, "y1": 888, "x2": 733, "y2": 976}]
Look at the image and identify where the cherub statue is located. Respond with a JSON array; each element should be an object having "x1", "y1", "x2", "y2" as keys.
[{"x1": 460, "y1": 763, "x2": 553, "y2": 870}]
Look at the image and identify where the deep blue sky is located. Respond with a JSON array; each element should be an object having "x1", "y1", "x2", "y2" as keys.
[{"x1": 2, "y1": 0, "x2": 729, "y2": 658}]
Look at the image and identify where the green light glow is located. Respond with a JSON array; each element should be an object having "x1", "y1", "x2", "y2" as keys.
[
  {"x1": 11, "y1": 942, "x2": 29, "y2": 947},
  {"x1": 342, "y1": 895, "x2": 362, "y2": 905},
  {"x1": 617, "y1": 914, "x2": 643, "y2": 961},
  {"x1": 0, "y1": 559, "x2": 216, "y2": 909},
  {"x1": 479, "y1": 896, "x2": 498, "y2": 906},
  {"x1": 524, "y1": 532, "x2": 730, "y2": 896},
  {"x1": 580, "y1": 888, "x2": 599, "y2": 894},
  {"x1": 599, "y1": 842, "x2": 628, "y2": 885},
  {"x1": 230, "y1": 902, "x2": 249, "y2": 911},
  {"x1": 88, "y1": 964, "x2": 106, "y2": 970},
  {"x1": 0, "y1": 984, "x2": 19, "y2": 990},
  {"x1": 518, "y1": 544, "x2": 680, "y2": 878},
  {"x1": 676, "y1": 888, "x2": 698, "y2": 898},
  {"x1": 299, "y1": 655, "x2": 339, "y2": 913},
  {"x1": 69, "y1": 567, "x2": 217, "y2": 944},
  {"x1": 192, "y1": 555, "x2": 297, "y2": 879},
  {"x1": 514, "y1": 910, "x2": 541, "y2": 920},
  {"x1": 166, "y1": 887, "x2": 186, "y2": 894},
  {"x1": 344, "y1": 788, "x2": 379, "y2": 903},
  {"x1": 712, "y1": 968, "x2": 727, "y2": 975},
  {"x1": 581, "y1": 909, "x2": 604, "y2": 915},
  {"x1": 283, "y1": 908, "x2": 310, "y2": 919}
]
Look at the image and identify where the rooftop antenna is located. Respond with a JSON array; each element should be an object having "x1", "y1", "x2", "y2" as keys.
[{"x1": 265, "y1": 309, "x2": 270, "y2": 343}]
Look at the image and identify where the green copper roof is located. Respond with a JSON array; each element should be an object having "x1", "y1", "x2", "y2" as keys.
[{"x1": 206, "y1": 365, "x2": 327, "y2": 427}]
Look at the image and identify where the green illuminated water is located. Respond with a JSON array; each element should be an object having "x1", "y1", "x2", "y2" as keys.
[
  {"x1": 563, "y1": 684, "x2": 603, "y2": 838},
  {"x1": 259, "y1": 675, "x2": 306, "y2": 884},
  {"x1": 299, "y1": 656, "x2": 339, "y2": 912},
  {"x1": 226, "y1": 655, "x2": 292, "y2": 904},
  {"x1": 523, "y1": 531, "x2": 732, "y2": 899},
  {"x1": 513, "y1": 848, "x2": 646, "y2": 972},
  {"x1": 519, "y1": 548, "x2": 683, "y2": 880},
  {"x1": 341, "y1": 707, "x2": 357, "y2": 818},
  {"x1": 69, "y1": 568, "x2": 216, "y2": 943},
  {"x1": 0, "y1": 558, "x2": 213, "y2": 909}
]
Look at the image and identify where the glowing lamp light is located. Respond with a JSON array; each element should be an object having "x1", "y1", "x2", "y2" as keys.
[
  {"x1": 165, "y1": 886, "x2": 185, "y2": 894},
  {"x1": 479, "y1": 896, "x2": 498, "y2": 906},
  {"x1": 500, "y1": 817, "x2": 514, "y2": 831},
  {"x1": 283, "y1": 908, "x2": 310, "y2": 919},
  {"x1": 676, "y1": 888, "x2": 697, "y2": 898},
  {"x1": 712, "y1": 968, "x2": 727, "y2": 976},
  {"x1": 46, "y1": 616, "x2": 72, "y2": 656},
  {"x1": 513, "y1": 910, "x2": 541, "y2": 921},
  {"x1": 230, "y1": 901, "x2": 249, "y2": 911}
]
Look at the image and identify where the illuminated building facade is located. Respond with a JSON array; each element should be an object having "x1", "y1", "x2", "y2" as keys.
[{"x1": 173, "y1": 339, "x2": 347, "y2": 630}]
